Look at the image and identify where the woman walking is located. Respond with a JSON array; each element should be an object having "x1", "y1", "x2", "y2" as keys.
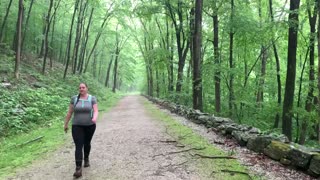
[{"x1": 64, "y1": 82, "x2": 98, "y2": 178}]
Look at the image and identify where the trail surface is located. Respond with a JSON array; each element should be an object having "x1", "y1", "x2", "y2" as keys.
[
  {"x1": 6, "y1": 96, "x2": 203, "y2": 180},
  {"x1": 6, "y1": 95, "x2": 314, "y2": 180}
]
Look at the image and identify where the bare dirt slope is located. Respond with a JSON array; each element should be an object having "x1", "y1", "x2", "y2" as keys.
[{"x1": 6, "y1": 96, "x2": 204, "y2": 180}]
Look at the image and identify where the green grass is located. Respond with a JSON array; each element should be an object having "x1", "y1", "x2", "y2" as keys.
[
  {"x1": 0, "y1": 97, "x2": 121, "y2": 180},
  {"x1": 142, "y1": 98, "x2": 260, "y2": 180}
]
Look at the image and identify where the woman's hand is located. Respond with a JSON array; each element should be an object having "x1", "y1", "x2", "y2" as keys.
[
  {"x1": 64, "y1": 124, "x2": 68, "y2": 133},
  {"x1": 92, "y1": 118, "x2": 97, "y2": 124}
]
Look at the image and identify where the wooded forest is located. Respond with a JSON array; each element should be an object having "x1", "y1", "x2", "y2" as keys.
[{"x1": 0, "y1": 0, "x2": 320, "y2": 146}]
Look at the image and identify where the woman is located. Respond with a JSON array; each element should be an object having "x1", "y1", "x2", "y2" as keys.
[{"x1": 64, "y1": 82, "x2": 98, "y2": 178}]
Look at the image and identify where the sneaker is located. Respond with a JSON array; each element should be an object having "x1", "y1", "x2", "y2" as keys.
[
  {"x1": 84, "y1": 158, "x2": 90, "y2": 167},
  {"x1": 73, "y1": 166, "x2": 82, "y2": 178}
]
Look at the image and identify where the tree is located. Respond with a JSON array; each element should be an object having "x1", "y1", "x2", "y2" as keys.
[
  {"x1": 269, "y1": 0, "x2": 282, "y2": 129},
  {"x1": 14, "y1": 0, "x2": 23, "y2": 79},
  {"x1": 192, "y1": 0, "x2": 203, "y2": 111},
  {"x1": 282, "y1": 0, "x2": 301, "y2": 141},
  {"x1": 0, "y1": 0, "x2": 13, "y2": 42},
  {"x1": 165, "y1": 0, "x2": 190, "y2": 93},
  {"x1": 63, "y1": 0, "x2": 80, "y2": 79},
  {"x1": 228, "y1": 0, "x2": 235, "y2": 116}
]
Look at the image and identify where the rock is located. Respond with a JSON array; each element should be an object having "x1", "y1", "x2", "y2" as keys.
[
  {"x1": 263, "y1": 141, "x2": 291, "y2": 161},
  {"x1": 197, "y1": 115, "x2": 210, "y2": 124},
  {"x1": 1, "y1": 82, "x2": 11, "y2": 88},
  {"x1": 232, "y1": 131, "x2": 257, "y2": 146},
  {"x1": 308, "y1": 154, "x2": 320, "y2": 177},
  {"x1": 33, "y1": 82, "x2": 48, "y2": 88},
  {"x1": 287, "y1": 144, "x2": 314, "y2": 169},
  {"x1": 247, "y1": 135, "x2": 273, "y2": 153},
  {"x1": 225, "y1": 123, "x2": 240, "y2": 135},
  {"x1": 280, "y1": 158, "x2": 291, "y2": 165},
  {"x1": 248, "y1": 127, "x2": 261, "y2": 134}
]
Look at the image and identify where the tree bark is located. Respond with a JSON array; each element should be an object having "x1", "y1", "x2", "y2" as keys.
[
  {"x1": 165, "y1": 0, "x2": 190, "y2": 93},
  {"x1": 0, "y1": 0, "x2": 13, "y2": 42},
  {"x1": 79, "y1": 7, "x2": 94, "y2": 74},
  {"x1": 84, "y1": 4, "x2": 114, "y2": 73},
  {"x1": 21, "y1": 0, "x2": 34, "y2": 51},
  {"x1": 63, "y1": 0, "x2": 80, "y2": 79},
  {"x1": 213, "y1": 1, "x2": 221, "y2": 113},
  {"x1": 105, "y1": 54, "x2": 114, "y2": 87},
  {"x1": 282, "y1": 0, "x2": 300, "y2": 141},
  {"x1": 192, "y1": 0, "x2": 203, "y2": 111},
  {"x1": 269, "y1": 0, "x2": 282, "y2": 128},
  {"x1": 317, "y1": 0, "x2": 320, "y2": 143},
  {"x1": 14, "y1": 0, "x2": 23, "y2": 79},
  {"x1": 72, "y1": 0, "x2": 86, "y2": 74},
  {"x1": 42, "y1": 0, "x2": 54, "y2": 74},
  {"x1": 229, "y1": 0, "x2": 235, "y2": 116}
]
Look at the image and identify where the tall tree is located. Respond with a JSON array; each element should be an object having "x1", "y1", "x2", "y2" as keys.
[
  {"x1": 282, "y1": 0, "x2": 301, "y2": 141},
  {"x1": 229, "y1": 0, "x2": 235, "y2": 116},
  {"x1": 213, "y1": 1, "x2": 221, "y2": 113},
  {"x1": 165, "y1": 0, "x2": 190, "y2": 93},
  {"x1": 317, "y1": 0, "x2": 320, "y2": 142},
  {"x1": 299, "y1": 0, "x2": 318, "y2": 144},
  {"x1": 42, "y1": 0, "x2": 54, "y2": 74},
  {"x1": 0, "y1": 0, "x2": 13, "y2": 42},
  {"x1": 21, "y1": 0, "x2": 35, "y2": 51},
  {"x1": 14, "y1": 0, "x2": 23, "y2": 79},
  {"x1": 63, "y1": 0, "x2": 80, "y2": 79},
  {"x1": 84, "y1": 3, "x2": 114, "y2": 73},
  {"x1": 269, "y1": 0, "x2": 282, "y2": 128},
  {"x1": 256, "y1": 0, "x2": 267, "y2": 106},
  {"x1": 192, "y1": 0, "x2": 203, "y2": 111}
]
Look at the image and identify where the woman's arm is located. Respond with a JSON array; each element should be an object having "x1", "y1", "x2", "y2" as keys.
[
  {"x1": 92, "y1": 103, "x2": 99, "y2": 123},
  {"x1": 64, "y1": 104, "x2": 74, "y2": 132}
]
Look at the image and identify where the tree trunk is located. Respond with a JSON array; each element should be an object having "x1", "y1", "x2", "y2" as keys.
[
  {"x1": 105, "y1": 55, "x2": 114, "y2": 87},
  {"x1": 63, "y1": 0, "x2": 80, "y2": 79},
  {"x1": 229, "y1": 0, "x2": 235, "y2": 116},
  {"x1": 166, "y1": 0, "x2": 190, "y2": 93},
  {"x1": 21, "y1": 0, "x2": 34, "y2": 51},
  {"x1": 269, "y1": 0, "x2": 282, "y2": 128},
  {"x1": 0, "y1": 0, "x2": 13, "y2": 42},
  {"x1": 299, "y1": 0, "x2": 318, "y2": 144},
  {"x1": 84, "y1": 4, "x2": 113, "y2": 73},
  {"x1": 317, "y1": 0, "x2": 320, "y2": 143},
  {"x1": 39, "y1": 13, "x2": 47, "y2": 57},
  {"x1": 156, "y1": 68, "x2": 160, "y2": 98},
  {"x1": 112, "y1": 48, "x2": 119, "y2": 93},
  {"x1": 213, "y1": 1, "x2": 221, "y2": 113},
  {"x1": 192, "y1": 0, "x2": 203, "y2": 111},
  {"x1": 14, "y1": 0, "x2": 23, "y2": 79},
  {"x1": 42, "y1": 0, "x2": 54, "y2": 74},
  {"x1": 79, "y1": 7, "x2": 94, "y2": 74},
  {"x1": 72, "y1": 0, "x2": 86, "y2": 74},
  {"x1": 282, "y1": 0, "x2": 301, "y2": 141}
]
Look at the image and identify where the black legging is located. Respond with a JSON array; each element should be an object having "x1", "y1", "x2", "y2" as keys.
[{"x1": 72, "y1": 124, "x2": 96, "y2": 167}]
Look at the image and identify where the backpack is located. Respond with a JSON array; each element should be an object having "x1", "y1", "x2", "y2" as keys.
[{"x1": 74, "y1": 95, "x2": 93, "y2": 117}]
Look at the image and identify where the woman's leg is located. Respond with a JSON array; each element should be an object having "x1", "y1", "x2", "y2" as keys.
[
  {"x1": 72, "y1": 125, "x2": 85, "y2": 167},
  {"x1": 83, "y1": 124, "x2": 96, "y2": 165}
]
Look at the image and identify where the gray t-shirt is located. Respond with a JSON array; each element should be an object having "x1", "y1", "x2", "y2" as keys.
[{"x1": 70, "y1": 95, "x2": 97, "y2": 125}]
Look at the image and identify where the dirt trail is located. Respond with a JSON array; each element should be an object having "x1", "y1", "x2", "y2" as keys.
[{"x1": 6, "y1": 96, "x2": 204, "y2": 180}]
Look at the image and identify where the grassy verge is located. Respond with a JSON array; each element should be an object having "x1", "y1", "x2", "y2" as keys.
[
  {"x1": 0, "y1": 97, "x2": 121, "y2": 180},
  {"x1": 142, "y1": 98, "x2": 260, "y2": 180}
]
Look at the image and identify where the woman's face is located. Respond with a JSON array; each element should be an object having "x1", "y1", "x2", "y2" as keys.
[{"x1": 79, "y1": 83, "x2": 88, "y2": 95}]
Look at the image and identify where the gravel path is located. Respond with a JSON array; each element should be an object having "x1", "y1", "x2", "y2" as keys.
[{"x1": 6, "y1": 96, "x2": 204, "y2": 180}]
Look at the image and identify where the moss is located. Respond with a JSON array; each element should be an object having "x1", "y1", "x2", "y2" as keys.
[
  {"x1": 264, "y1": 141, "x2": 291, "y2": 161},
  {"x1": 142, "y1": 98, "x2": 260, "y2": 180}
]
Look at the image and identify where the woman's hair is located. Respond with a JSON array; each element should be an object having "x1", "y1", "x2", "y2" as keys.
[{"x1": 75, "y1": 82, "x2": 88, "y2": 107}]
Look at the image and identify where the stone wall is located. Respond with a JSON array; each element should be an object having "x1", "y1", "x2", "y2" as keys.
[{"x1": 146, "y1": 96, "x2": 320, "y2": 177}]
